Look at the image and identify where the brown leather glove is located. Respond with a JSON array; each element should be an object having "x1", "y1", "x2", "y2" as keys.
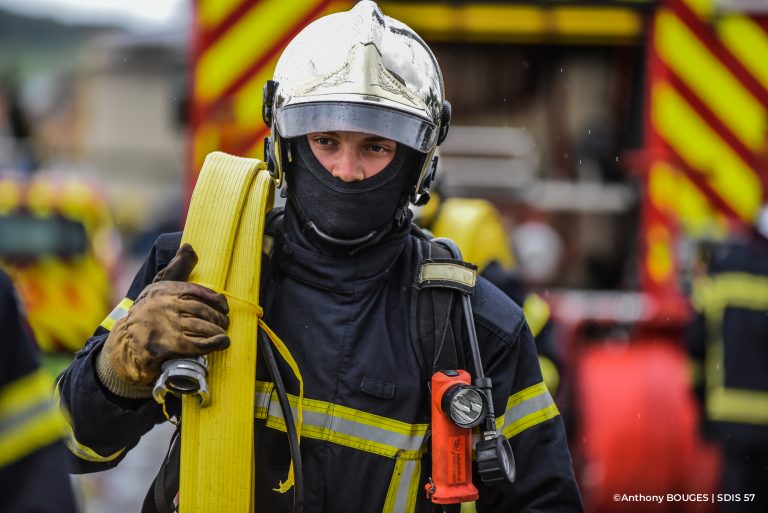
[{"x1": 96, "y1": 244, "x2": 230, "y2": 397}]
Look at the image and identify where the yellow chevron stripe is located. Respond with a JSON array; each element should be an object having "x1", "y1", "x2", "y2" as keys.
[
  {"x1": 199, "y1": 0, "x2": 243, "y2": 30},
  {"x1": 681, "y1": 0, "x2": 714, "y2": 19},
  {"x1": 656, "y1": 10, "x2": 767, "y2": 150},
  {"x1": 233, "y1": 61, "x2": 278, "y2": 127},
  {"x1": 652, "y1": 83, "x2": 762, "y2": 222},
  {"x1": 196, "y1": 0, "x2": 320, "y2": 102},
  {"x1": 230, "y1": 3, "x2": 345, "y2": 128},
  {"x1": 648, "y1": 162, "x2": 729, "y2": 238},
  {"x1": 719, "y1": 15, "x2": 768, "y2": 102},
  {"x1": 646, "y1": 223, "x2": 674, "y2": 285}
]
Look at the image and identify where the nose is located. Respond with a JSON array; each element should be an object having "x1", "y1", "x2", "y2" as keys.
[{"x1": 330, "y1": 146, "x2": 365, "y2": 182}]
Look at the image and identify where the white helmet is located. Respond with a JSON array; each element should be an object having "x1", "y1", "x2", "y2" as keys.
[{"x1": 262, "y1": 0, "x2": 450, "y2": 203}]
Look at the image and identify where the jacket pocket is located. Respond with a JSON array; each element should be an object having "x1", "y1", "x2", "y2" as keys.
[{"x1": 360, "y1": 376, "x2": 396, "y2": 400}]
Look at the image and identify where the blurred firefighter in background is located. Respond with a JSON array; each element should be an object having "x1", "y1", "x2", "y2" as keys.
[
  {"x1": 414, "y1": 192, "x2": 563, "y2": 396},
  {"x1": 0, "y1": 173, "x2": 119, "y2": 376},
  {"x1": 0, "y1": 268, "x2": 78, "y2": 513},
  {"x1": 0, "y1": 74, "x2": 38, "y2": 173},
  {"x1": 687, "y1": 206, "x2": 768, "y2": 513}
]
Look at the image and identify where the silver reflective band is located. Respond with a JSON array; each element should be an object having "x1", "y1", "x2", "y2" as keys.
[
  {"x1": 419, "y1": 262, "x2": 477, "y2": 288},
  {"x1": 383, "y1": 458, "x2": 422, "y2": 513},
  {"x1": 254, "y1": 382, "x2": 428, "y2": 459},
  {"x1": 99, "y1": 298, "x2": 135, "y2": 331},
  {"x1": 473, "y1": 382, "x2": 559, "y2": 445}
]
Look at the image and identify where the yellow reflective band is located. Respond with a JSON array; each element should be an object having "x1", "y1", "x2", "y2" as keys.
[
  {"x1": 254, "y1": 381, "x2": 428, "y2": 460},
  {"x1": 263, "y1": 235, "x2": 274, "y2": 257},
  {"x1": 99, "y1": 298, "x2": 135, "y2": 331},
  {"x1": 693, "y1": 272, "x2": 768, "y2": 425},
  {"x1": 0, "y1": 368, "x2": 53, "y2": 418},
  {"x1": 383, "y1": 457, "x2": 422, "y2": 513},
  {"x1": 696, "y1": 273, "x2": 768, "y2": 312},
  {"x1": 689, "y1": 360, "x2": 703, "y2": 388},
  {"x1": 0, "y1": 369, "x2": 68, "y2": 467},
  {"x1": 419, "y1": 262, "x2": 477, "y2": 288},
  {"x1": 496, "y1": 382, "x2": 560, "y2": 439},
  {"x1": 523, "y1": 293, "x2": 550, "y2": 338},
  {"x1": 52, "y1": 378, "x2": 125, "y2": 463},
  {"x1": 708, "y1": 387, "x2": 768, "y2": 426}
]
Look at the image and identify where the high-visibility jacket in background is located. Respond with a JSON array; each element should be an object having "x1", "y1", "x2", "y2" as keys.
[{"x1": 687, "y1": 235, "x2": 768, "y2": 512}]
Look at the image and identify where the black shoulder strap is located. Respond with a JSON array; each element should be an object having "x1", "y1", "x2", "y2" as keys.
[{"x1": 410, "y1": 230, "x2": 477, "y2": 384}]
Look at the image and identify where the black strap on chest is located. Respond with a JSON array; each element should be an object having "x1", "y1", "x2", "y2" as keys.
[{"x1": 409, "y1": 227, "x2": 478, "y2": 383}]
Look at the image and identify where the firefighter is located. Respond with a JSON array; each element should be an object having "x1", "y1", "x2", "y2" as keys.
[
  {"x1": 0, "y1": 268, "x2": 78, "y2": 513},
  {"x1": 687, "y1": 208, "x2": 768, "y2": 513},
  {"x1": 416, "y1": 195, "x2": 563, "y2": 396},
  {"x1": 56, "y1": 2, "x2": 583, "y2": 512}
]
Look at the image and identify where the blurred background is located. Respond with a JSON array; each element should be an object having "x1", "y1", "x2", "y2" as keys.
[{"x1": 1, "y1": 0, "x2": 766, "y2": 511}]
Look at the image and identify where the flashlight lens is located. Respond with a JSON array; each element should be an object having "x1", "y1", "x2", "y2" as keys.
[{"x1": 445, "y1": 386, "x2": 487, "y2": 428}]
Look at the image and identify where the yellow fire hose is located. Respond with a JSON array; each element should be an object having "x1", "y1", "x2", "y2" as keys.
[{"x1": 177, "y1": 152, "x2": 302, "y2": 512}]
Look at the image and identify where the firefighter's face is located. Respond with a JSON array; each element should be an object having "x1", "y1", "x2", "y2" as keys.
[{"x1": 306, "y1": 131, "x2": 397, "y2": 182}]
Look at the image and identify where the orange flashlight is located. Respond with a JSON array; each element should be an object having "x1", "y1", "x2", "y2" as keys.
[{"x1": 426, "y1": 369, "x2": 487, "y2": 504}]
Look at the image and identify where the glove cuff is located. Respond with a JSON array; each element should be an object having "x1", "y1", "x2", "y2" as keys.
[{"x1": 96, "y1": 347, "x2": 153, "y2": 399}]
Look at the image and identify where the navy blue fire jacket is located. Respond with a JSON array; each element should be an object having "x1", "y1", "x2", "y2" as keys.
[
  {"x1": 0, "y1": 269, "x2": 78, "y2": 513},
  {"x1": 687, "y1": 235, "x2": 768, "y2": 447},
  {"x1": 57, "y1": 207, "x2": 582, "y2": 513}
]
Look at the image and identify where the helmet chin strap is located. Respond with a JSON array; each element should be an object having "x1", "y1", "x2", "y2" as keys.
[
  {"x1": 290, "y1": 195, "x2": 411, "y2": 254},
  {"x1": 305, "y1": 221, "x2": 377, "y2": 247}
]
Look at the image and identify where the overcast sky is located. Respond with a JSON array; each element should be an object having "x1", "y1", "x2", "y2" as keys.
[{"x1": 0, "y1": 0, "x2": 188, "y2": 30}]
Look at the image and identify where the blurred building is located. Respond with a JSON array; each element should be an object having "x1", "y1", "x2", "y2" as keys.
[{"x1": 74, "y1": 33, "x2": 187, "y2": 234}]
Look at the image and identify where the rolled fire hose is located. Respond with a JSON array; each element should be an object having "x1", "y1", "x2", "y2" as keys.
[{"x1": 176, "y1": 152, "x2": 303, "y2": 512}]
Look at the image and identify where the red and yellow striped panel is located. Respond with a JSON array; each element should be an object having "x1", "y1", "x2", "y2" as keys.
[
  {"x1": 189, "y1": 0, "x2": 352, "y2": 192},
  {"x1": 644, "y1": 0, "x2": 768, "y2": 293}
]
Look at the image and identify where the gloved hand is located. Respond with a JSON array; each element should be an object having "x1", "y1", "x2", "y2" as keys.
[{"x1": 96, "y1": 244, "x2": 230, "y2": 397}]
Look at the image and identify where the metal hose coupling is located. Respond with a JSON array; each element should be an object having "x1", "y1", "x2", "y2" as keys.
[{"x1": 153, "y1": 356, "x2": 211, "y2": 407}]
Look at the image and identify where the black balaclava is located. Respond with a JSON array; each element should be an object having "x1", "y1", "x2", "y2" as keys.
[{"x1": 285, "y1": 136, "x2": 417, "y2": 249}]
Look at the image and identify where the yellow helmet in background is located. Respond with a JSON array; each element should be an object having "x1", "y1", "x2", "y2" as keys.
[
  {"x1": 429, "y1": 197, "x2": 515, "y2": 272},
  {"x1": 0, "y1": 173, "x2": 118, "y2": 355}
]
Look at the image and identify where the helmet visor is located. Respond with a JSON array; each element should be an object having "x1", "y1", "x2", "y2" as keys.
[{"x1": 276, "y1": 102, "x2": 437, "y2": 153}]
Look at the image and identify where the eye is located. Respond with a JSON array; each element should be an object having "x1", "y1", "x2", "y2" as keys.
[
  {"x1": 313, "y1": 136, "x2": 333, "y2": 146},
  {"x1": 309, "y1": 134, "x2": 338, "y2": 149},
  {"x1": 366, "y1": 143, "x2": 393, "y2": 154}
]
